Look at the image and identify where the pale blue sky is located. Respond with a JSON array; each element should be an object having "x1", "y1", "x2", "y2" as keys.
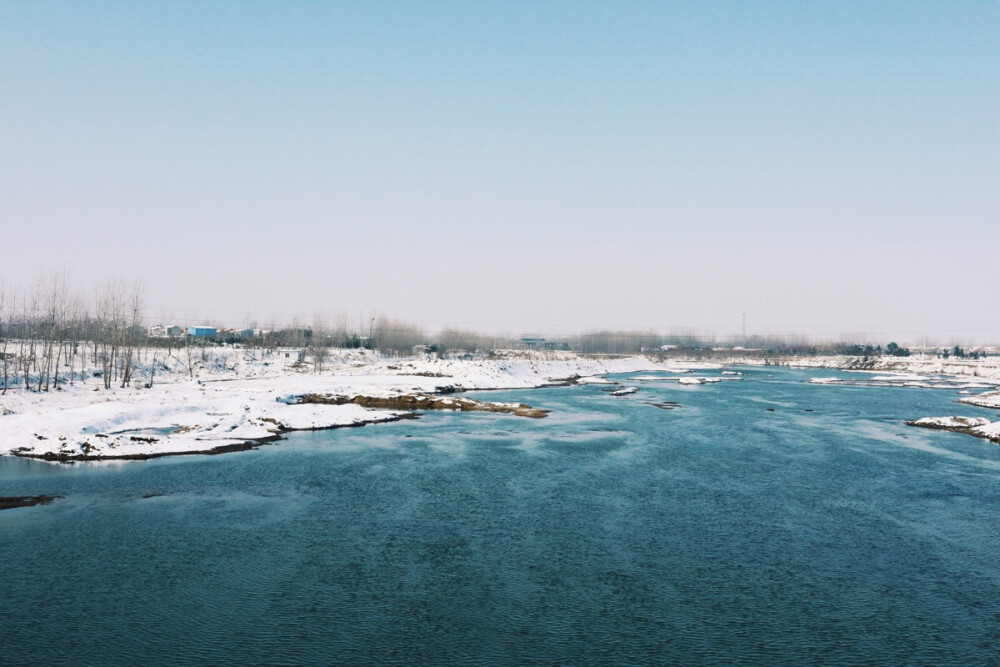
[{"x1": 1, "y1": 2, "x2": 997, "y2": 341}]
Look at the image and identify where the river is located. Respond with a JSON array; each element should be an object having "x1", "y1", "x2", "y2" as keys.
[{"x1": 2, "y1": 367, "x2": 999, "y2": 665}]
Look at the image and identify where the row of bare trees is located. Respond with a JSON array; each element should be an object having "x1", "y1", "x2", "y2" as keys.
[
  {"x1": 8, "y1": 275, "x2": 924, "y2": 392},
  {"x1": 293, "y1": 316, "x2": 524, "y2": 368},
  {"x1": 0, "y1": 275, "x2": 145, "y2": 393}
]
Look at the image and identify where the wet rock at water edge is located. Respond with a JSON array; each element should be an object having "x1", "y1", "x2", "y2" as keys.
[{"x1": 0, "y1": 495, "x2": 64, "y2": 511}]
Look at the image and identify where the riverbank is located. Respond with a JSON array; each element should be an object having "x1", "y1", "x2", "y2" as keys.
[
  {"x1": 0, "y1": 351, "x2": 710, "y2": 461},
  {"x1": 905, "y1": 416, "x2": 1000, "y2": 446},
  {"x1": 3, "y1": 348, "x2": 1000, "y2": 462},
  {"x1": 734, "y1": 353, "x2": 1000, "y2": 381}
]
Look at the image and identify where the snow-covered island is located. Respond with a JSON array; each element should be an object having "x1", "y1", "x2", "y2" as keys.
[
  {"x1": 958, "y1": 391, "x2": 1000, "y2": 410},
  {"x1": 0, "y1": 349, "x2": 710, "y2": 462},
  {"x1": 905, "y1": 416, "x2": 1000, "y2": 445}
]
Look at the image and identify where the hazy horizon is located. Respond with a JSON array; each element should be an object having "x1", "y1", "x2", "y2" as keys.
[{"x1": 2, "y1": 2, "x2": 997, "y2": 343}]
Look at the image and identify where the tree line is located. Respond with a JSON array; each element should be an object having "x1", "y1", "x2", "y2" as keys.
[
  {"x1": 0, "y1": 275, "x2": 145, "y2": 393},
  {"x1": 4, "y1": 275, "x2": 987, "y2": 393}
]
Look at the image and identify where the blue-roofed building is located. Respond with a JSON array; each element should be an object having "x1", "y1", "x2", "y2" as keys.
[{"x1": 187, "y1": 326, "x2": 217, "y2": 338}]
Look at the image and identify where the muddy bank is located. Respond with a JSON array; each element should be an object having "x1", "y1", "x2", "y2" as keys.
[{"x1": 286, "y1": 393, "x2": 550, "y2": 419}]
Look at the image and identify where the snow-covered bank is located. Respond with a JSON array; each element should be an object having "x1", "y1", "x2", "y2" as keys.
[
  {"x1": 781, "y1": 356, "x2": 1000, "y2": 447},
  {"x1": 735, "y1": 354, "x2": 1000, "y2": 382},
  {"x1": 6, "y1": 346, "x2": 1000, "y2": 462},
  {"x1": 958, "y1": 391, "x2": 1000, "y2": 410},
  {"x1": 906, "y1": 416, "x2": 1000, "y2": 446},
  {"x1": 0, "y1": 351, "x2": 703, "y2": 461}
]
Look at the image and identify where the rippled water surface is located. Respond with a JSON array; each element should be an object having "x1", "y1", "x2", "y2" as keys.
[{"x1": 3, "y1": 367, "x2": 1000, "y2": 665}]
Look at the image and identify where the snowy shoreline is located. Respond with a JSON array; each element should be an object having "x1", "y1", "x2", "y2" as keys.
[
  {"x1": 3, "y1": 348, "x2": 1000, "y2": 462},
  {"x1": 0, "y1": 350, "x2": 712, "y2": 462},
  {"x1": 905, "y1": 416, "x2": 1000, "y2": 446}
]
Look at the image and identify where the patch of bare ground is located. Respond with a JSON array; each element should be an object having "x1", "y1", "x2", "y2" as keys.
[
  {"x1": 288, "y1": 393, "x2": 550, "y2": 419},
  {"x1": 398, "y1": 371, "x2": 452, "y2": 378}
]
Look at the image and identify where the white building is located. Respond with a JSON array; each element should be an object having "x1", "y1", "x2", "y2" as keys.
[{"x1": 274, "y1": 348, "x2": 305, "y2": 365}]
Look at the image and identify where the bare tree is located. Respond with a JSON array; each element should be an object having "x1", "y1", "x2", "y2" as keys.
[
  {"x1": 64, "y1": 291, "x2": 85, "y2": 386},
  {"x1": 309, "y1": 313, "x2": 330, "y2": 373},
  {"x1": 40, "y1": 272, "x2": 71, "y2": 391},
  {"x1": 0, "y1": 284, "x2": 9, "y2": 394},
  {"x1": 371, "y1": 314, "x2": 425, "y2": 357},
  {"x1": 20, "y1": 282, "x2": 39, "y2": 391},
  {"x1": 185, "y1": 333, "x2": 195, "y2": 379},
  {"x1": 570, "y1": 329, "x2": 659, "y2": 355},
  {"x1": 331, "y1": 311, "x2": 349, "y2": 349},
  {"x1": 119, "y1": 280, "x2": 145, "y2": 387},
  {"x1": 95, "y1": 277, "x2": 128, "y2": 390},
  {"x1": 436, "y1": 327, "x2": 511, "y2": 355}
]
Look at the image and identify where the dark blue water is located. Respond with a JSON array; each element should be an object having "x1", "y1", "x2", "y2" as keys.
[{"x1": 2, "y1": 367, "x2": 1000, "y2": 666}]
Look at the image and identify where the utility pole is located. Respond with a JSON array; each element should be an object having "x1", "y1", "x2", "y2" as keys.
[{"x1": 742, "y1": 312, "x2": 746, "y2": 346}]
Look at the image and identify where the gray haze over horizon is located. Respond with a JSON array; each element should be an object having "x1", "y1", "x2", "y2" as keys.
[{"x1": 2, "y1": 3, "x2": 997, "y2": 344}]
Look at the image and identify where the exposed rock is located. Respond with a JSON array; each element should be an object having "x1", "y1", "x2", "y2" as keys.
[
  {"x1": 286, "y1": 393, "x2": 550, "y2": 419},
  {"x1": 0, "y1": 495, "x2": 63, "y2": 511},
  {"x1": 646, "y1": 401, "x2": 681, "y2": 410}
]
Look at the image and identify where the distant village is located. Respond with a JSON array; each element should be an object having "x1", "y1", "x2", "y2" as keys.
[
  {"x1": 144, "y1": 324, "x2": 572, "y2": 358},
  {"x1": 147, "y1": 325, "x2": 253, "y2": 340},
  {"x1": 143, "y1": 324, "x2": 992, "y2": 361}
]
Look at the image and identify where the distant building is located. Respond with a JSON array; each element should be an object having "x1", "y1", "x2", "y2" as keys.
[
  {"x1": 521, "y1": 337, "x2": 569, "y2": 351},
  {"x1": 274, "y1": 347, "x2": 306, "y2": 366},
  {"x1": 274, "y1": 348, "x2": 305, "y2": 365},
  {"x1": 147, "y1": 324, "x2": 184, "y2": 338},
  {"x1": 217, "y1": 328, "x2": 254, "y2": 340},
  {"x1": 413, "y1": 344, "x2": 432, "y2": 355},
  {"x1": 187, "y1": 326, "x2": 217, "y2": 338}
]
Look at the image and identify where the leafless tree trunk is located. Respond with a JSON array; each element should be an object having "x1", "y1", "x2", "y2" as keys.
[
  {"x1": 120, "y1": 280, "x2": 144, "y2": 388},
  {"x1": 46, "y1": 273, "x2": 71, "y2": 391},
  {"x1": 0, "y1": 286, "x2": 9, "y2": 395},
  {"x1": 96, "y1": 278, "x2": 128, "y2": 390},
  {"x1": 20, "y1": 286, "x2": 38, "y2": 391},
  {"x1": 310, "y1": 313, "x2": 330, "y2": 373},
  {"x1": 149, "y1": 347, "x2": 158, "y2": 387}
]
